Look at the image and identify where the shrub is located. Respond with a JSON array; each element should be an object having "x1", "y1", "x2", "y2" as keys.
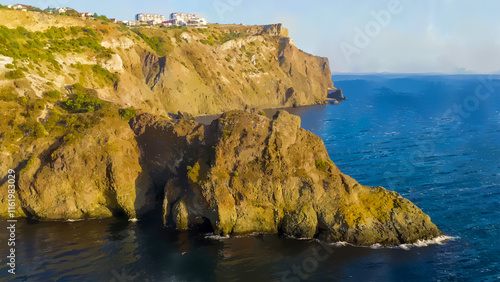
[
  {"x1": 315, "y1": 159, "x2": 332, "y2": 172},
  {"x1": 17, "y1": 96, "x2": 28, "y2": 106},
  {"x1": 200, "y1": 37, "x2": 215, "y2": 46},
  {"x1": 44, "y1": 90, "x2": 61, "y2": 99},
  {"x1": 118, "y1": 25, "x2": 129, "y2": 32},
  {"x1": 222, "y1": 129, "x2": 231, "y2": 138},
  {"x1": 259, "y1": 110, "x2": 266, "y2": 116},
  {"x1": 5, "y1": 69, "x2": 25, "y2": 79},
  {"x1": 133, "y1": 29, "x2": 173, "y2": 56},
  {"x1": 19, "y1": 121, "x2": 45, "y2": 139},
  {"x1": 63, "y1": 133, "x2": 76, "y2": 143},
  {"x1": 118, "y1": 107, "x2": 136, "y2": 121},
  {"x1": 93, "y1": 14, "x2": 109, "y2": 22},
  {"x1": 219, "y1": 32, "x2": 247, "y2": 44},
  {"x1": 5, "y1": 63, "x2": 14, "y2": 69},
  {"x1": 27, "y1": 155, "x2": 36, "y2": 166},
  {"x1": 0, "y1": 87, "x2": 17, "y2": 101},
  {"x1": 91, "y1": 65, "x2": 118, "y2": 86},
  {"x1": 96, "y1": 48, "x2": 114, "y2": 60},
  {"x1": 44, "y1": 108, "x2": 61, "y2": 130},
  {"x1": 81, "y1": 27, "x2": 98, "y2": 37},
  {"x1": 62, "y1": 93, "x2": 103, "y2": 113}
]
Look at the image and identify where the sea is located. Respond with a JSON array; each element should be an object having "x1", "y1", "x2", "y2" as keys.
[{"x1": 1, "y1": 74, "x2": 499, "y2": 281}]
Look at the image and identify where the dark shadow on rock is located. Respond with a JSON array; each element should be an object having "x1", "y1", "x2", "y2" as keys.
[{"x1": 129, "y1": 114, "x2": 205, "y2": 222}]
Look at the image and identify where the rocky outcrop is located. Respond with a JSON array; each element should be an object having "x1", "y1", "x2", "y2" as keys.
[
  {"x1": 0, "y1": 115, "x2": 153, "y2": 220},
  {"x1": 262, "y1": 24, "x2": 289, "y2": 37},
  {"x1": 328, "y1": 88, "x2": 347, "y2": 101},
  {"x1": 130, "y1": 111, "x2": 442, "y2": 246}
]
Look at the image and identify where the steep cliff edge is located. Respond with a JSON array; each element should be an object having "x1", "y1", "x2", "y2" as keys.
[{"x1": 0, "y1": 9, "x2": 334, "y2": 116}]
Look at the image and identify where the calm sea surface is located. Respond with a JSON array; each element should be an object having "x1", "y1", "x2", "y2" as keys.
[{"x1": 1, "y1": 75, "x2": 499, "y2": 281}]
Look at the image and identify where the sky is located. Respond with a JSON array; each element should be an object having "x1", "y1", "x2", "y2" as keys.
[{"x1": 2, "y1": 0, "x2": 500, "y2": 74}]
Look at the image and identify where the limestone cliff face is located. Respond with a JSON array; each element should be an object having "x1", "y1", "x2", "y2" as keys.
[
  {"x1": 0, "y1": 9, "x2": 334, "y2": 116},
  {"x1": 134, "y1": 24, "x2": 334, "y2": 115},
  {"x1": 130, "y1": 111, "x2": 442, "y2": 246}
]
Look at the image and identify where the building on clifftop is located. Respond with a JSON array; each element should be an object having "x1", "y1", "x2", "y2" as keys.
[
  {"x1": 136, "y1": 13, "x2": 165, "y2": 25},
  {"x1": 8, "y1": 4, "x2": 31, "y2": 11},
  {"x1": 170, "y1": 13, "x2": 207, "y2": 26}
]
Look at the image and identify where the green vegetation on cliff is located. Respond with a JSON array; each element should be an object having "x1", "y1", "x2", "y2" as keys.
[
  {"x1": 133, "y1": 29, "x2": 173, "y2": 56},
  {"x1": 118, "y1": 107, "x2": 137, "y2": 120},
  {"x1": 200, "y1": 31, "x2": 247, "y2": 46},
  {"x1": 0, "y1": 25, "x2": 113, "y2": 69},
  {"x1": 4, "y1": 69, "x2": 25, "y2": 79},
  {"x1": 62, "y1": 93, "x2": 104, "y2": 113}
]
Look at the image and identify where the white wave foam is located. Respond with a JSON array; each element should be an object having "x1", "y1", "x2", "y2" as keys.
[
  {"x1": 128, "y1": 218, "x2": 138, "y2": 222},
  {"x1": 204, "y1": 233, "x2": 230, "y2": 240},
  {"x1": 396, "y1": 235, "x2": 457, "y2": 250},
  {"x1": 331, "y1": 241, "x2": 350, "y2": 247},
  {"x1": 320, "y1": 236, "x2": 456, "y2": 249},
  {"x1": 290, "y1": 236, "x2": 313, "y2": 241},
  {"x1": 312, "y1": 239, "x2": 352, "y2": 247},
  {"x1": 66, "y1": 219, "x2": 84, "y2": 222}
]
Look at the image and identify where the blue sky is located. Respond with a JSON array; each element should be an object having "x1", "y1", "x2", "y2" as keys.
[{"x1": 2, "y1": 0, "x2": 500, "y2": 74}]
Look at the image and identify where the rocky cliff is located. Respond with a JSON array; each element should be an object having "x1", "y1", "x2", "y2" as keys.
[
  {"x1": 0, "y1": 109, "x2": 154, "y2": 219},
  {"x1": 129, "y1": 111, "x2": 441, "y2": 246},
  {"x1": 0, "y1": 10, "x2": 442, "y2": 246},
  {"x1": 0, "y1": 108, "x2": 442, "y2": 246},
  {"x1": 0, "y1": 10, "x2": 334, "y2": 116}
]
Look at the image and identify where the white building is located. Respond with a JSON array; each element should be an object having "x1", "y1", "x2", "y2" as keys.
[
  {"x1": 80, "y1": 12, "x2": 93, "y2": 18},
  {"x1": 123, "y1": 20, "x2": 138, "y2": 27},
  {"x1": 170, "y1": 13, "x2": 207, "y2": 26},
  {"x1": 161, "y1": 21, "x2": 173, "y2": 27},
  {"x1": 8, "y1": 4, "x2": 31, "y2": 11},
  {"x1": 55, "y1": 7, "x2": 74, "y2": 14},
  {"x1": 136, "y1": 13, "x2": 165, "y2": 25}
]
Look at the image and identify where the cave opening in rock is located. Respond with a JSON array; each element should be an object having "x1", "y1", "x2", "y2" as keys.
[{"x1": 189, "y1": 216, "x2": 214, "y2": 234}]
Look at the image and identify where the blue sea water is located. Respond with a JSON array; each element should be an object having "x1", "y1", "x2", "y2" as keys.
[{"x1": 1, "y1": 74, "x2": 499, "y2": 281}]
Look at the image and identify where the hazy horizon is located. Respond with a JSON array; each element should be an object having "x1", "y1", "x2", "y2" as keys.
[{"x1": 2, "y1": 0, "x2": 499, "y2": 74}]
